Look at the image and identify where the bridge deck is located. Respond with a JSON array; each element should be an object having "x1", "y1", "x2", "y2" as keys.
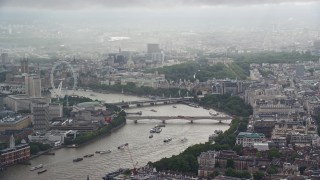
[{"x1": 126, "y1": 116, "x2": 230, "y2": 120}]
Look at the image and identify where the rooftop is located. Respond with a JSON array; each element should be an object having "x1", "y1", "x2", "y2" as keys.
[{"x1": 237, "y1": 132, "x2": 265, "y2": 139}]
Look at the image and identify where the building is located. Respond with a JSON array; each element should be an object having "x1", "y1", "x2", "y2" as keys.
[
  {"x1": 147, "y1": 44, "x2": 160, "y2": 54},
  {"x1": 25, "y1": 74, "x2": 41, "y2": 98},
  {"x1": 0, "y1": 135, "x2": 30, "y2": 167},
  {"x1": 198, "y1": 150, "x2": 216, "y2": 177},
  {"x1": 1, "y1": 53, "x2": 9, "y2": 64},
  {"x1": 31, "y1": 102, "x2": 49, "y2": 133},
  {"x1": 0, "y1": 115, "x2": 32, "y2": 132},
  {"x1": 20, "y1": 58, "x2": 29, "y2": 74},
  {"x1": 296, "y1": 64, "x2": 305, "y2": 77},
  {"x1": 48, "y1": 103, "x2": 63, "y2": 120},
  {"x1": 312, "y1": 40, "x2": 320, "y2": 56},
  {"x1": 236, "y1": 132, "x2": 266, "y2": 147},
  {"x1": 4, "y1": 94, "x2": 50, "y2": 112}
]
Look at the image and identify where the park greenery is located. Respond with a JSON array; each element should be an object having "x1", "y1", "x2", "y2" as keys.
[
  {"x1": 151, "y1": 94, "x2": 252, "y2": 174},
  {"x1": 147, "y1": 51, "x2": 319, "y2": 82},
  {"x1": 88, "y1": 82, "x2": 192, "y2": 98},
  {"x1": 197, "y1": 94, "x2": 253, "y2": 117},
  {"x1": 52, "y1": 95, "x2": 95, "y2": 106},
  {"x1": 29, "y1": 142, "x2": 51, "y2": 155},
  {"x1": 65, "y1": 109, "x2": 126, "y2": 145},
  {"x1": 151, "y1": 61, "x2": 246, "y2": 82},
  {"x1": 232, "y1": 51, "x2": 319, "y2": 75}
]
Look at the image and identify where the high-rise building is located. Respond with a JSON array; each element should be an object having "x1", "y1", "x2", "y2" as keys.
[
  {"x1": 20, "y1": 58, "x2": 29, "y2": 73},
  {"x1": 31, "y1": 102, "x2": 49, "y2": 133},
  {"x1": 147, "y1": 44, "x2": 160, "y2": 54},
  {"x1": 313, "y1": 40, "x2": 320, "y2": 56},
  {"x1": 1, "y1": 53, "x2": 8, "y2": 64},
  {"x1": 25, "y1": 74, "x2": 41, "y2": 98}
]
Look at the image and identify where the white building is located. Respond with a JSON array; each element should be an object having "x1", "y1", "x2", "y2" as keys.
[{"x1": 236, "y1": 132, "x2": 266, "y2": 147}]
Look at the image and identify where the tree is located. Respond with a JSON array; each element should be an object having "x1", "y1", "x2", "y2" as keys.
[
  {"x1": 215, "y1": 162, "x2": 220, "y2": 168},
  {"x1": 267, "y1": 148, "x2": 281, "y2": 160},
  {"x1": 253, "y1": 171, "x2": 264, "y2": 180},
  {"x1": 227, "y1": 159, "x2": 234, "y2": 168},
  {"x1": 267, "y1": 165, "x2": 278, "y2": 175},
  {"x1": 209, "y1": 170, "x2": 220, "y2": 178}
]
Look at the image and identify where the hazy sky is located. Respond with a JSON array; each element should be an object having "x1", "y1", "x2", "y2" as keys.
[
  {"x1": 0, "y1": 0, "x2": 319, "y2": 30},
  {"x1": 0, "y1": 0, "x2": 318, "y2": 9}
]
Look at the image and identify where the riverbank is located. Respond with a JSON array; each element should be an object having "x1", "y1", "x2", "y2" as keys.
[{"x1": 151, "y1": 94, "x2": 252, "y2": 174}]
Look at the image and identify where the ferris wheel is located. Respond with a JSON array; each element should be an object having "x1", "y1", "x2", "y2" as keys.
[{"x1": 50, "y1": 61, "x2": 77, "y2": 99}]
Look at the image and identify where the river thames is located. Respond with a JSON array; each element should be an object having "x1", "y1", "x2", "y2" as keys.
[{"x1": 0, "y1": 91, "x2": 231, "y2": 180}]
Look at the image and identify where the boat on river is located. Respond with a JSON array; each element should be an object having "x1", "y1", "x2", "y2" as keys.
[
  {"x1": 118, "y1": 143, "x2": 129, "y2": 150},
  {"x1": 180, "y1": 137, "x2": 188, "y2": 143},
  {"x1": 150, "y1": 109, "x2": 157, "y2": 112},
  {"x1": 173, "y1": 105, "x2": 177, "y2": 108},
  {"x1": 164, "y1": 138, "x2": 172, "y2": 143},
  {"x1": 37, "y1": 169, "x2": 47, "y2": 174},
  {"x1": 155, "y1": 127, "x2": 162, "y2": 133},
  {"x1": 99, "y1": 150, "x2": 112, "y2": 154},
  {"x1": 73, "y1": 158, "x2": 83, "y2": 162},
  {"x1": 84, "y1": 154, "x2": 94, "y2": 158},
  {"x1": 149, "y1": 134, "x2": 153, "y2": 138},
  {"x1": 30, "y1": 164, "x2": 43, "y2": 171}
]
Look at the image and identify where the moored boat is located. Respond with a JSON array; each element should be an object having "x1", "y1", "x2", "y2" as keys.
[
  {"x1": 37, "y1": 169, "x2": 47, "y2": 174},
  {"x1": 155, "y1": 127, "x2": 162, "y2": 133},
  {"x1": 173, "y1": 105, "x2": 177, "y2": 108},
  {"x1": 73, "y1": 158, "x2": 83, "y2": 162},
  {"x1": 149, "y1": 134, "x2": 153, "y2": 138},
  {"x1": 30, "y1": 164, "x2": 43, "y2": 171},
  {"x1": 150, "y1": 109, "x2": 157, "y2": 112}
]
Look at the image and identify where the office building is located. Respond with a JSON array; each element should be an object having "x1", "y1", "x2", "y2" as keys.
[
  {"x1": 147, "y1": 44, "x2": 160, "y2": 54},
  {"x1": 296, "y1": 64, "x2": 305, "y2": 77},
  {"x1": 1, "y1": 53, "x2": 8, "y2": 64},
  {"x1": 20, "y1": 58, "x2": 29, "y2": 74},
  {"x1": 0, "y1": 115, "x2": 32, "y2": 132},
  {"x1": 31, "y1": 102, "x2": 49, "y2": 133},
  {"x1": 25, "y1": 74, "x2": 41, "y2": 98},
  {"x1": 313, "y1": 40, "x2": 320, "y2": 56},
  {"x1": 236, "y1": 132, "x2": 266, "y2": 147}
]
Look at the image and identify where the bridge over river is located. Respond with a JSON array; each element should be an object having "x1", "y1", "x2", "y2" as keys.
[
  {"x1": 126, "y1": 115, "x2": 231, "y2": 123},
  {"x1": 110, "y1": 97, "x2": 195, "y2": 108}
]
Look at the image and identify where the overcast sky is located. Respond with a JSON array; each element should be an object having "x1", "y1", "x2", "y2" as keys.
[
  {"x1": 0, "y1": 0, "x2": 318, "y2": 10},
  {"x1": 0, "y1": 0, "x2": 319, "y2": 30}
]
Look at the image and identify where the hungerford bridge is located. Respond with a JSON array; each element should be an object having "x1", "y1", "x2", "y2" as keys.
[
  {"x1": 110, "y1": 97, "x2": 195, "y2": 108},
  {"x1": 126, "y1": 115, "x2": 231, "y2": 123}
]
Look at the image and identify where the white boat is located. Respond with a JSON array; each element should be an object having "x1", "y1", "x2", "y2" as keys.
[
  {"x1": 155, "y1": 127, "x2": 162, "y2": 133},
  {"x1": 209, "y1": 111, "x2": 219, "y2": 116},
  {"x1": 86, "y1": 89, "x2": 93, "y2": 92},
  {"x1": 150, "y1": 128, "x2": 156, "y2": 133},
  {"x1": 30, "y1": 164, "x2": 43, "y2": 171},
  {"x1": 99, "y1": 150, "x2": 112, "y2": 154},
  {"x1": 164, "y1": 138, "x2": 172, "y2": 143}
]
